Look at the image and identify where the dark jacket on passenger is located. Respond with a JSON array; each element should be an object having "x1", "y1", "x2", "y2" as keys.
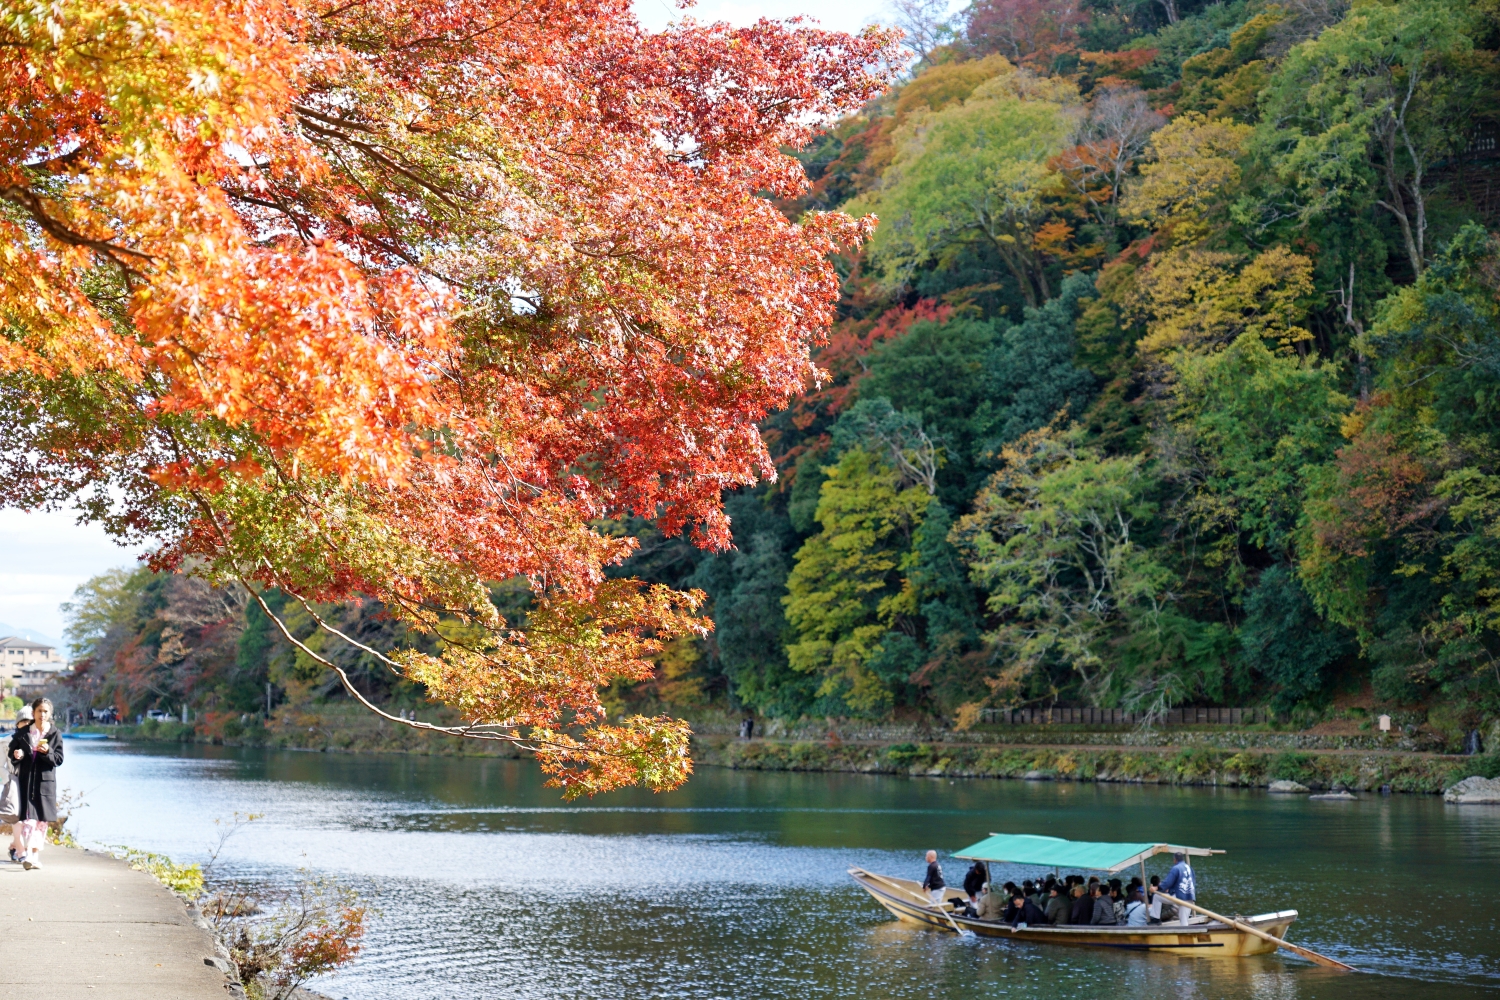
[
  {"x1": 1069, "y1": 894, "x2": 1093, "y2": 925},
  {"x1": 1002, "y1": 899, "x2": 1048, "y2": 926},
  {"x1": 1091, "y1": 895, "x2": 1117, "y2": 925},
  {"x1": 9, "y1": 727, "x2": 62, "y2": 822},
  {"x1": 962, "y1": 863, "x2": 987, "y2": 897},
  {"x1": 1043, "y1": 894, "x2": 1070, "y2": 926},
  {"x1": 922, "y1": 861, "x2": 945, "y2": 891}
]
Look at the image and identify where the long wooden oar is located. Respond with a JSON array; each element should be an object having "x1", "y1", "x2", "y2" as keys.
[
  {"x1": 1160, "y1": 894, "x2": 1354, "y2": 971},
  {"x1": 855, "y1": 868, "x2": 974, "y2": 937}
]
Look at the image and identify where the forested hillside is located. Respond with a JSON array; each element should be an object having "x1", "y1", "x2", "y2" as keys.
[{"x1": 65, "y1": 0, "x2": 1500, "y2": 735}]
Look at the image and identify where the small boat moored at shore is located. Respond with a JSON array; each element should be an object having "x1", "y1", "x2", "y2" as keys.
[{"x1": 852, "y1": 833, "x2": 1298, "y2": 959}]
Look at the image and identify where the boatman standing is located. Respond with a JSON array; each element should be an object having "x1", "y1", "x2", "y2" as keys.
[
  {"x1": 921, "y1": 850, "x2": 946, "y2": 905},
  {"x1": 1158, "y1": 851, "x2": 1196, "y2": 925}
]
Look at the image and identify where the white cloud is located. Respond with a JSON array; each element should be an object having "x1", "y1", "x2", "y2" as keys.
[{"x1": 0, "y1": 510, "x2": 147, "y2": 643}]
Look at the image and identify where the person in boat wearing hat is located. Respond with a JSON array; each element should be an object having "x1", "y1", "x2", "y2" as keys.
[
  {"x1": 1158, "y1": 851, "x2": 1197, "y2": 925},
  {"x1": 962, "y1": 859, "x2": 987, "y2": 909},
  {"x1": 976, "y1": 884, "x2": 1007, "y2": 921},
  {"x1": 920, "y1": 850, "x2": 945, "y2": 906}
]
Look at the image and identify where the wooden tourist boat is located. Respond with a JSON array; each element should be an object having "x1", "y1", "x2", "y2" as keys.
[{"x1": 851, "y1": 834, "x2": 1302, "y2": 959}]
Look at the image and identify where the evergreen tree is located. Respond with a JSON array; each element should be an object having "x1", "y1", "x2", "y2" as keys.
[{"x1": 981, "y1": 271, "x2": 1098, "y2": 451}]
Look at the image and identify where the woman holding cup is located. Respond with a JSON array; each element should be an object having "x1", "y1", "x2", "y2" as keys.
[{"x1": 8, "y1": 698, "x2": 63, "y2": 870}]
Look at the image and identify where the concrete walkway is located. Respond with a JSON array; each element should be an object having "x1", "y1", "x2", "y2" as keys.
[{"x1": 0, "y1": 846, "x2": 230, "y2": 999}]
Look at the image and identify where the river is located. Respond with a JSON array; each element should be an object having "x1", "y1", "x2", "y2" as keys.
[{"x1": 54, "y1": 740, "x2": 1500, "y2": 999}]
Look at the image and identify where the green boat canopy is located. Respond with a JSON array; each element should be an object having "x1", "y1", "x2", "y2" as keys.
[{"x1": 952, "y1": 834, "x2": 1221, "y2": 873}]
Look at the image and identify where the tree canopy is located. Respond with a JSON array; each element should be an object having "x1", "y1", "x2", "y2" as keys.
[
  {"x1": 47, "y1": 0, "x2": 1500, "y2": 755},
  {"x1": 2, "y1": 0, "x2": 896, "y2": 794}
]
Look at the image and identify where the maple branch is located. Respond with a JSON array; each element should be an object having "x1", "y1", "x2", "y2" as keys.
[
  {"x1": 0, "y1": 185, "x2": 155, "y2": 279},
  {"x1": 317, "y1": 0, "x2": 379, "y2": 18},
  {"x1": 242, "y1": 582, "x2": 545, "y2": 747},
  {"x1": 393, "y1": 8, "x2": 530, "y2": 52},
  {"x1": 295, "y1": 115, "x2": 463, "y2": 211}
]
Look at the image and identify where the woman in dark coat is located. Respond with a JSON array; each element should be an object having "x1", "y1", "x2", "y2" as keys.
[{"x1": 8, "y1": 698, "x2": 62, "y2": 870}]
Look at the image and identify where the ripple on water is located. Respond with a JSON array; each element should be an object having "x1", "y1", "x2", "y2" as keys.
[{"x1": 57, "y1": 742, "x2": 1500, "y2": 1000}]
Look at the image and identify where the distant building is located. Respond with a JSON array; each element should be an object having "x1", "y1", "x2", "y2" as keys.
[{"x1": 1, "y1": 637, "x2": 69, "y2": 699}]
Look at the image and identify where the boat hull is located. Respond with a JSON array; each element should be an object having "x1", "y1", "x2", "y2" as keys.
[{"x1": 850, "y1": 869, "x2": 1296, "y2": 957}]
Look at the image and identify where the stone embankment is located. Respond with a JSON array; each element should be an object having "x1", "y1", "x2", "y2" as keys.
[
  {"x1": 692, "y1": 733, "x2": 1492, "y2": 795},
  {"x1": 0, "y1": 846, "x2": 235, "y2": 999}
]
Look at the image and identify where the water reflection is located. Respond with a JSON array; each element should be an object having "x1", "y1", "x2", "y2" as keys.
[{"x1": 59, "y1": 741, "x2": 1500, "y2": 999}]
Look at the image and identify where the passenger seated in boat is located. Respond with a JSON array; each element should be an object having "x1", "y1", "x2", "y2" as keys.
[
  {"x1": 976, "y1": 885, "x2": 1007, "y2": 921},
  {"x1": 1146, "y1": 875, "x2": 1164, "y2": 924},
  {"x1": 1002, "y1": 891, "x2": 1048, "y2": 927},
  {"x1": 1124, "y1": 888, "x2": 1148, "y2": 926},
  {"x1": 1090, "y1": 883, "x2": 1118, "y2": 925},
  {"x1": 1068, "y1": 884, "x2": 1093, "y2": 925},
  {"x1": 963, "y1": 860, "x2": 987, "y2": 907},
  {"x1": 1109, "y1": 883, "x2": 1125, "y2": 923},
  {"x1": 1043, "y1": 884, "x2": 1070, "y2": 925}
]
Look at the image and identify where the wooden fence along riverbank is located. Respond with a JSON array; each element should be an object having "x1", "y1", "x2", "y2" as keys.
[{"x1": 978, "y1": 707, "x2": 1269, "y2": 725}]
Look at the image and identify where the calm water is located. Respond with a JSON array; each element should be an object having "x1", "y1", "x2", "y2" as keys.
[{"x1": 53, "y1": 740, "x2": 1500, "y2": 999}]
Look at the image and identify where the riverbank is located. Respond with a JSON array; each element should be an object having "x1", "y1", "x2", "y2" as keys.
[
  {"x1": 0, "y1": 845, "x2": 232, "y2": 999},
  {"x1": 692, "y1": 734, "x2": 1487, "y2": 794},
  {"x1": 74, "y1": 707, "x2": 1495, "y2": 793}
]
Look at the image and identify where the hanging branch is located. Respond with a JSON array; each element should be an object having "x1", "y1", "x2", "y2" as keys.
[{"x1": 242, "y1": 582, "x2": 563, "y2": 752}]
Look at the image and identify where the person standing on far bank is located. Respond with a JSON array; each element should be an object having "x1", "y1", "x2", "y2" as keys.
[
  {"x1": 921, "y1": 850, "x2": 945, "y2": 906},
  {"x1": 9, "y1": 698, "x2": 62, "y2": 870}
]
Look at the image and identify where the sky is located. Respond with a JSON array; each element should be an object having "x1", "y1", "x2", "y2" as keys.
[
  {"x1": 0, "y1": 508, "x2": 147, "y2": 651},
  {"x1": 0, "y1": 0, "x2": 946, "y2": 652},
  {"x1": 633, "y1": 0, "x2": 894, "y2": 33}
]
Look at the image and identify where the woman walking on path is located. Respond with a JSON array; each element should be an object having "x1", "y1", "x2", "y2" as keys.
[
  {"x1": 4, "y1": 704, "x2": 32, "y2": 862},
  {"x1": 8, "y1": 698, "x2": 62, "y2": 870}
]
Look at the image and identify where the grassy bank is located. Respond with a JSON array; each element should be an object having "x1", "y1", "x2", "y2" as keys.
[
  {"x1": 693, "y1": 735, "x2": 1484, "y2": 794},
  {"x1": 76, "y1": 707, "x2": 1494, "y2": 794}
]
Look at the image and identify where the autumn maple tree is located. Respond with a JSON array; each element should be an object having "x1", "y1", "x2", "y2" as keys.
[{"x1": 0, "y1": 0, "x2": 895, "y2": 794}]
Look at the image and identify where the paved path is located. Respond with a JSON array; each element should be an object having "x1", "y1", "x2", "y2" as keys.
[{"x1": 0, "y1": 846, "x2": 230, "y2": 999}]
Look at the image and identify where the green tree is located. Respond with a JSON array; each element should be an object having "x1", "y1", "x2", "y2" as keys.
[
  {"x1": 1166, "y1": 331, "x2": 1349, "y2": 597},
  {"x1": 954, "y1": 428, "x2": 1179, "y2": 712},
  {"x1": 852, "y1": 68, "x2": 1077, "y2": 305},
  {"x1": 1259, "y1": 0, "x2": 1483, "y2": 276},
  {"x1": 858, "y1": 316, "x2": 1002, "y2": 502},
  {"x1": 783, "y1": 447, "x2": 931, "y2": 715},
  {"x1": 1300, "y1": 225, "x2": 1500, "y2": 710},
  {"x1": 1239, "y1": 565, "x2": 1352, "y2": 713},
  {"x1": 981, "y1": 271, "x2": 1099, "y2": 449},
  {"x1": 687, "y1": 489, "x2": 815, "y2": 718}
]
